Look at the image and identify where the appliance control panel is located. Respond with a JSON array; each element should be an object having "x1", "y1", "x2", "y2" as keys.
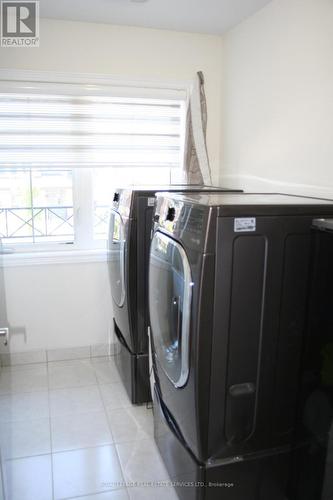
[
  {"x1": 166, "y1": 207, "x2": 176, "y2": 222},
  {"x1": 153, "y1": 195, "x2": 208, "y2": 251},
  {"x1": 154, "y1": 197, "x2": 183, "y2": 234},
  {"x1": 112, "y1": 189, "x2": 132, "y2": 219}
]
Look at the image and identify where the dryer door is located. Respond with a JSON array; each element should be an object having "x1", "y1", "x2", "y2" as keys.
[
  {"x1": 149, "y1": 231, "x2": 192, "y2": 388},
  {"x1": 108, "y1": 209, "x2": 126, "y2": 307}
]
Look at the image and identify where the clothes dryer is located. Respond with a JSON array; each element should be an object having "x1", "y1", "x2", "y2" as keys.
[{"x1": 149, "y1": 192, "x2": 333, "y2": 499}]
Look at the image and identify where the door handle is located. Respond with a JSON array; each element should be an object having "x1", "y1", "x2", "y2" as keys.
[
  {"x1": 0, "y1": 328, "x2": 9, "y2": 346},
  {"x1": 229, "y1": 382, "x2": 256, "y2": 398}
]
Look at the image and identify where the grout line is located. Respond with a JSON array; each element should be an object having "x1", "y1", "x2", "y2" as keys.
[
  {"x1": 0, "y1": 355, "x2": 115, "y2": 373},
  {"x1": 60, "y1": 485, "x2": 128, "y2": 500},
  {"x1": 0, "y1": 407, "x2": 121, "y2": 426},
  {"x1": 49, "y1": 358, "x2": 102, "y2": 480},
  {"x1": 0, "y1": 388, "x2": 49, "y2": 398},
  {"x1": 0, "y1": 360, "x2": 118, "y2": 400},
  {"x1": 50, "y1": 437, "x2": 114, "y2": 456},
  {"x1": 47, "y1": 357, "x2": 92, "y2": 366},
  {"x1": 4, "y1": 442, "x2": 120, "y2": 463},
  {"x1": 95, "y1": 375, "x2": 128, "y2": 484},
  {"x1": 2, "y1": 434, "x2": 156, "y2": 463},
  {"x1": 0, "y1": 361, "x2": 47, "y2": 370},
  {"x1": 47, "y1": 359, "x2": 93, "y2": 372},
  {"x1": 49, "y1": 408, "x2": 108, "y2": 420},
  {"x1": 48, "y1": 382, "x2": 98, "y2": 392},
  {"x1": 96, "y1": 379, "x2": 116, "y2": 444},
  {"x1": 0, "y1": 381, "x2": 99, "y2": 398},
  {"x1": 46, "y1": 357, "x2": 55, "y2": 500},
  {"x1": 1, "y1": 352, "x2": 116, "y2": 369},
  {"x1": 0, "y1": 441, "x2": 7, "y2": 500},
  {"x1": 3, "y1": 452, "x2": 50, "y2": 463},
  {"x1": 54, "y1": 442, "x2": 113, "y2": 457},
  {"x1": 92, "y1": 361, "x2": 100, "y2": 386}
]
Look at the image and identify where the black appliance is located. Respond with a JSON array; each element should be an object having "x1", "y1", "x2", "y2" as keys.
[
  {"x1": 287, "y1": 218, "x2": 333, "y2": 500},
  {"x1": 148, "y1": 192, "x2": 333, "y2": 500},
  {"x1": 108, "y1": 185, "x2": 241, "y2": 404}
]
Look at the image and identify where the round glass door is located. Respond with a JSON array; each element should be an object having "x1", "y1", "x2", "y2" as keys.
[
  {"x1": 149, "y1": 231, "x2": 192, "y2": 388},
  {"x1": 108, "y1": 210, "x2": 126, "y2": 307}
]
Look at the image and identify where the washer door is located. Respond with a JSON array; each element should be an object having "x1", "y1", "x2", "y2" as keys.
[
  {"x1": 108, "y1": 209, "x2": 126, "y2": 307},
  {"x1": 149, "y1": 231, "x2": 192, "y2": 388}
]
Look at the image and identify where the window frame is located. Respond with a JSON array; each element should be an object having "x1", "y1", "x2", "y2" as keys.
[{"x1": 0, "y1": 69, "x2": 190, "y2": 266}]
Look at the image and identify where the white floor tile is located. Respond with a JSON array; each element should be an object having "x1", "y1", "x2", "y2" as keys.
[
  {"x1": 51, "y1": 411, "x2": 113, "y2": 452},
  {"x1": 94, "y1": 360, "x2": 121, "y2": 384},
  {"x1": 0, "y1": 391, "x2": 49, "y2": 422},
  {"x1": 3, "y1": 454, "x2": 52, "y2": 500},
  {"x1": 53, "y1": 445, "x2": 124, "y2": 499},
  {"x1": 48, "y1": 360, "x2": 97, "y2": 390},
  {"x1": 99, "y1": 383, "x2": 132, "y2": 411},
  {"x1": 49, "y1": 386, "x2": 104, "y2": 417},
  {"x1": 127, "y1": 485, "x2": 178, "y2": 500},
  {"x1": 116, "y1": 438, "x2": 170, "y2": 484},
  {"x1": 0, "y1": 418, "x2": 51, "y2": 459},
  {"x1": 107, "y1": 405, "x2": 154, "y2": 444},
  {"x1": 0, "y1": 365, "x2": 48, "y2": 395}
]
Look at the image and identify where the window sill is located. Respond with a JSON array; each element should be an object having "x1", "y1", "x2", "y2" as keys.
[{"x1": 0, "y1": 249, "x2": 108, "y2": 267}]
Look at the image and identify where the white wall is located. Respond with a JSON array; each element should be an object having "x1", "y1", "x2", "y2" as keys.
[
  {"x1": 0, "y1": 18, "x2": 223, "y2": 183},
  {"x1": 0, "y1": 18, "x2": 223, "y2": 354},
  {"x1": 3, "y1": 262, "x2": 112, "y2": 353},
  {"x1": 221, "y1": 0, "x2": 333, "y2": 198}
]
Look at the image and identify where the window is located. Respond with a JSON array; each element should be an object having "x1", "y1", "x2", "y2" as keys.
[
  {"x1": 0, "y1": 169, "x2": 73, "y2": 246},
  {"x1": 0, "y1": 76, "x2": 187, "y2": 258}
]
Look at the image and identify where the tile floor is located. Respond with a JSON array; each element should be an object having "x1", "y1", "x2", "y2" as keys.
[{"x1": 0, "y1": 357, "x2": 178, "y2": 500}]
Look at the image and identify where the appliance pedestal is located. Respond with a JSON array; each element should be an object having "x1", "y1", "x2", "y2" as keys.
[
  {"x1": 114, "y1": 320, "x2": 151, "y2": 404},
  {"x1": 153, "y1": 385, "x2": 291, "y2": 500}
]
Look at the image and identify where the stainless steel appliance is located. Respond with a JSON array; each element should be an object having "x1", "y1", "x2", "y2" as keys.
[{"x1": 149, "y1": 192, "x2": 333, "y2": 500}]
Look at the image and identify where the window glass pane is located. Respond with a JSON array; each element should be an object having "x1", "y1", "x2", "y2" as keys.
[
  {"x1": 31, "y1": 170, "x2": 73, "y2": 207},
  {"x1": 0, "y1": 169, "x2": 33, "y2": 243},
  {"x1": 92, "y1": 167, "x2": 172, "y2": 241},
  {"x1": 0, "y1": 169, "x2": 74, "y2": 245},
  {"x1": 31, "y1": 170, "x2": 74, "y2": 244},
  {"x1": 92, "y1": 169, "x2": 113, "y2": 241},
  {"x1": 0, "y1": 169, "x2": 31, "y2": 208}
]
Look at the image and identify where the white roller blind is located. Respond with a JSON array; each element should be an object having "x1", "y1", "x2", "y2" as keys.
[{"x1": 0, "y1": 82, "x2": 186, "y2": 169}]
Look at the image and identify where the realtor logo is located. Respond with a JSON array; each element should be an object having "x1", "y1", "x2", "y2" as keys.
[{"x1": 1, "y1": 1, "x2": 39, "y2": 47}]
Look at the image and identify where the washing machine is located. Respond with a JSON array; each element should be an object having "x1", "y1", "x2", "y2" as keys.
[
  {"x1": 287, "y1": 218, "x2": 333, "y2": 500},
  {"x1": 108, "y1": 185, "x2": 241, "y2": 404},
  {"x1": 148, "y1": 192, "x2": 333, "y2": 500}
]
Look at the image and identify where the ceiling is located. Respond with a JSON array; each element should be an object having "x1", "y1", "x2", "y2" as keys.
[{"x1": 39, "y1": 0, "x2": 273, "y2": 35}]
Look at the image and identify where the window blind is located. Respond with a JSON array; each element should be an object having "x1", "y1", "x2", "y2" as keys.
[{"x1": 0, "y1": 86, "x2": 186, "y2": 170}]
